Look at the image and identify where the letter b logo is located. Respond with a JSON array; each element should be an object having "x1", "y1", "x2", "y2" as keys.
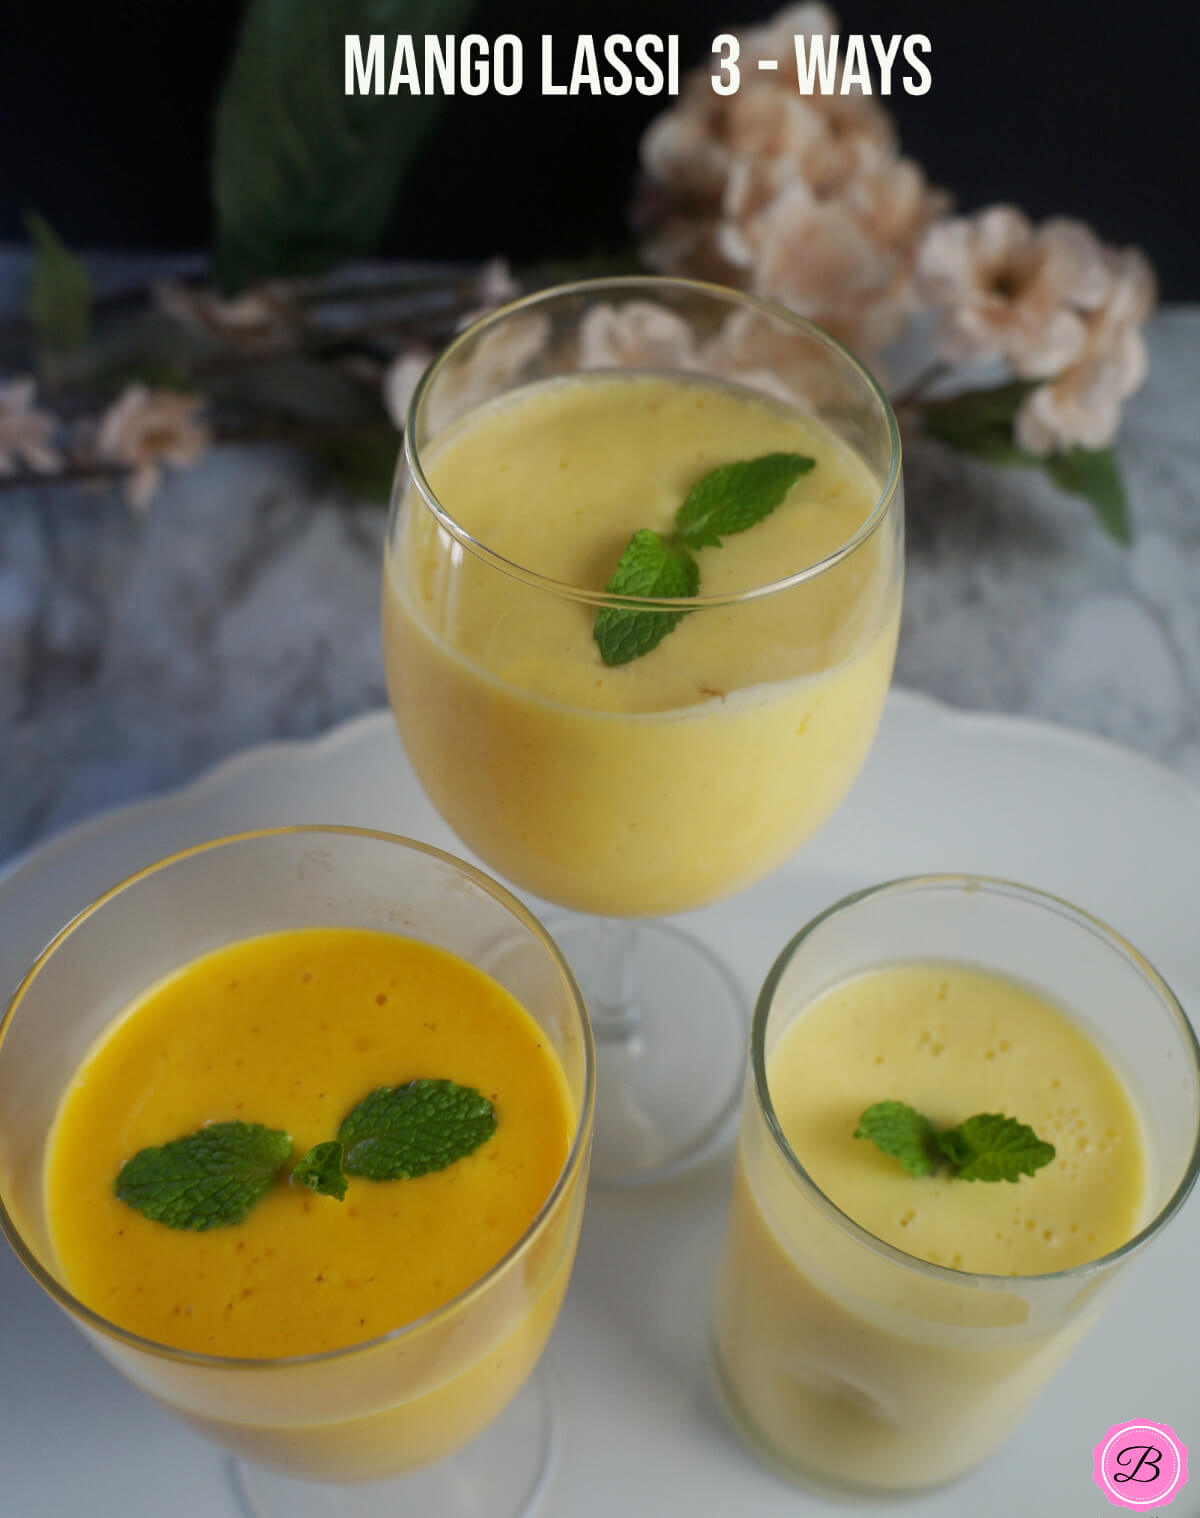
[{"x1": 1094, "y1": 1422, "x2": 1188, "y2": 1508}]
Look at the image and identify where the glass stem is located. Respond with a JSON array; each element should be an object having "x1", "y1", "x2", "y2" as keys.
[{"x1": 586, "y1": 919, "x2": 642, "y2": 1043}]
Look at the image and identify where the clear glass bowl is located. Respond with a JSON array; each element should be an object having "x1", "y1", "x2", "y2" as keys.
[
  {"x1": 711, "y1": 874, "x2": 1200, "y2": 1494},
  {"x1": 0, "y1": 826, "x2": 594, "y2": 1514},
  {"x1": 382, "y1": 275, "x2": 903, "y2": 1183}
]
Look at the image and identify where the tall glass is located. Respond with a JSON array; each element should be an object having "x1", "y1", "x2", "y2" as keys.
[
  {"x1": 0, "y1": 827, "x2": 594, "y2": 1518},
  {"x1": 382, "y1": 276, "x2": 904, "y2": 1184},
  {"x1": 711, "y1": 875, "x2": 1200, "y2": 1494}
]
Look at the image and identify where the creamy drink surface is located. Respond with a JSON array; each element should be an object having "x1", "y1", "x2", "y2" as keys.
[
  {"x1": 43, "y1": 928, "x2": 578, "y2": 1480},
  {"x1": 383, "y1": 373, "x2": 900, "y2": 917},
  {"x1": 712, "y1": 961, "x2": 1149, "y2": 1492}
]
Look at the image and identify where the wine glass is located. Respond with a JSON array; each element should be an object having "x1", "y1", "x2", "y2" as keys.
[
  {"x1": 383, "y1": 276, "x2": 903, "y2": 1184},
  {"x1": 0, "y1": 827, "x2": 594, "y2": 1518}
]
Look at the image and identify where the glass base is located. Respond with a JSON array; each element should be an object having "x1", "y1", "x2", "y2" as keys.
[
  {"x1": 233, "y1": 1368, "x2": 560, "y2": 1518},
  {"x1": 549, "y1": 918, "x2": 746, "y2": 1187}
]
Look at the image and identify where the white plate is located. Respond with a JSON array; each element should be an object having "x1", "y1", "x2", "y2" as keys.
[{"x1": 2, "y1": 689, "x2": 1198, "y2": 1516}]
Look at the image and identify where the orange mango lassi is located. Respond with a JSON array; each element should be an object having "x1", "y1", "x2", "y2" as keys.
[
  {"x1": 383, "y1": 373, "x2": 901, "y2": 917},
  {"x1": 712, "y1": 962, "x2": 1149, "y2": 1493},
  {"x1": 44, "y1": 927, "x2": 580, "y2": 1479}
]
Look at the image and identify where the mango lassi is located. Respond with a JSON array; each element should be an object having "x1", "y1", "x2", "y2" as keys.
[
  {"x1": 713, "y1": 959, "x2": 1150, "y2": 1493},
  {"x1": 43, "y1": 927, "x2": 579, "y2": 1478},
  {"x1": 383, "y1": 372, "x2": 900, "y2": 917}
]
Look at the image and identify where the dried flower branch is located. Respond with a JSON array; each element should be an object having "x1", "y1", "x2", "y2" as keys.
[
  {"x1": 95, "y1": 386, "x2": 212, "y2": 512},
  {"x1": 0, "y1": 378, "x2": 61, "y2": 476}
]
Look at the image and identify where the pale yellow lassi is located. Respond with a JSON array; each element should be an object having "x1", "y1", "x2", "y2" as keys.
[
  {"x1": 383, "y1": 372, "x2": 900, "y2": 917},
  {"x1": 712, "y1": 961, "x2": 1148, "y2": 1493}
]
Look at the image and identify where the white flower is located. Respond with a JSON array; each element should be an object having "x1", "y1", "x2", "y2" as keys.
[
  {"x1": 154, "y1": 281, "x2": 298, "y2": 352},
  {"x1": 96, "y1": 385, "x2": 211, "y2": 512},
  {"x1": 384, "y1": 309, "x2": 550, "y2": 438},
  {"x1": 382, "y1": 347, "x2": 433, "y2": 429},
  {"x1": 1014, "y1": 246, "x2": 1156, "y2": 454},
  {"x1": 578, "y1": 301, "x2": 698, "y2": 370},
  {"x1": 634, "y1": 4, "x2": 945, "y2": 361},
  {"x1": 0, "y1": 378, "x2": 60, "y2": 476},
  {"x1": 916, "y1": 208, "x2": 1111, "y2": 376},
  {"x1": 454, "y1": 257, "x2": 522, "y2": 333}
]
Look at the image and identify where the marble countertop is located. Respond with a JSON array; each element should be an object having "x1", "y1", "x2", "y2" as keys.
[{"x1": 2, "y1": 257, "x2": 1197, "y2": 866}]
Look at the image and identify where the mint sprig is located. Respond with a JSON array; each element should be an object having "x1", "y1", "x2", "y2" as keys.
[
  {"x1": 593, "y1": 451, "x2": 815, "y2": 667},
  {"x1": 852, "y1": 1101, "x2": 941, "y2": 1177},
  {"x1": 115, "y1": 1080, "x2": 498, "y2": 1229},
  {"x1": 675, "y1": 453, "x2": 816, "y2": 549},
  {"x1": 593, "y1": 530, "x2": 700, "y2": 666},
  {"x1": 337, "y1": 1078, "x2": 497, "y2": 1182},
  {"x1": 292, "y1": 1139, "x2": 348, "y2": 1201},
  {"x1": 114, "y1": 1121, "x2": 293, "y2": 1230},
  {"x1": 855, "y1": 1101, "x2": 1056, "y2": 1183}
]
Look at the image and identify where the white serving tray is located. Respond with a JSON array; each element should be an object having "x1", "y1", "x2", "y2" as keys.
[{"x1": 2, "y1": 690, "x2": 1198, "y2": 1516}]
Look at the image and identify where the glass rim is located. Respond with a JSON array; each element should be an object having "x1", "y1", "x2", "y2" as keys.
[
  {"x1": 0, "y1": 824, "x2": 596, "y2": 1371},
  {"x1": 400, "y1": 274, "x2": 903, "y2": 611},
  {"x1": 750, "y1": 872, "x2": 1200, "y2": 1289}
]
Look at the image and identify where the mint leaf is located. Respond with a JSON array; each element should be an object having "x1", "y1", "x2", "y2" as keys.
[
  {"x1": 593, "y1": 529, "x2": 699, "y2": 667},
  {"x1": 338, "y1": 1079, "x2": 496, "y2": 1182},
  {"x1": 675, "y1": 452, "x2": 815, "y2": 549},
  {"x1": 856, "y1": 1103, "x2": 1056, "y2": 1183},
  {"x1": 939, "y1": 1113, "x2": 1057, "y2": 1183},
  {"x1": 935, "y1": 1126, "x2": 971, "y2": 1169},
  {"x1": 115, "y1": 1121, "x2": 292, "y2": 1230},
  {"x1": 24, "y1": 211, "x2": 93, "y2": 351},
  {"x1": 854, "y1": 1101, "x2": 940, "y2": 1177},
  {"x1": 293, "y1": 1140, "x2": 348, "y2": 1201}
]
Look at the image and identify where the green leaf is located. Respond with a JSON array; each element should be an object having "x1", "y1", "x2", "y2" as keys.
[
  {"x1": 675, "y1": 452, "x2": 815, "y2": 549},
  {"x1": 918, "y1": 381, "x2": 1041, "y2": 466},
  {"x1": 293, "y1": 1140, "x2": 348, "y2": 1201},
  {"x1": 920, "y1": 385, "x2": 1132, "y2": 544},
  {"x1": 24, "y1": 211, "x2": 93, "y2": 351},
  {"x1": 338, "y1": 1079, "x2": 496, "y2": 1181},
  {"x1": 115, "y1": 1121, "x2": 293, "y2": 1230},
  {"x1": 213, "y1": 0, "x2": 478, "y2": 295},
  {"x1": 939, "y1": 1113, "x2": 1057, "y2": 1183},
  {"x1": 593, "y1": 529, "x2": 700, "y2": 667},
  {"x1": 854, "y1": 1101, "x2": 941, "y2": 1178},
  {"x1": 1044, "y1": 446, "x2": 1131, "y2": 544}
]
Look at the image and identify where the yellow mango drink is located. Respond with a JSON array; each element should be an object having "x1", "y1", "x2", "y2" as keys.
[
  {"x1": 383, "y1": 367, "x2": 901, "y2": 918},
  {"x1": 712, "y1": 877, "x2": 1200, "y2": 1494},
  {"x1": 0, "y1": 830, "x2": 594, "y2": 1487},
  {"x1": 43, "y1": 927, "x2": 573, "y2": 1477}
]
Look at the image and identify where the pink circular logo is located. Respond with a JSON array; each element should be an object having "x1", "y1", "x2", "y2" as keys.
[{"x1": 1093, "y1": 1422, "x2": 1188, "y2": 1508}]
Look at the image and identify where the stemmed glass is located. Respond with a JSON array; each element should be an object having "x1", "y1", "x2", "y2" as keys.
[
  {"x1": 0, "y1": 827, "x2": 594, "y2": 1518},
  {"x1": 383, "y1": 276, "x2": 903, "y2": 1184}
]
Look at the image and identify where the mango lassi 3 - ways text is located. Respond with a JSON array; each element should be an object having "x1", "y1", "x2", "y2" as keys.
[{"x1": 344, "y1": 33, "x2": 933, "y2": 99}]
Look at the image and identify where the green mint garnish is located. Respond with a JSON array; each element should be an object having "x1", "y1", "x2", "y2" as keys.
[
  {"x1": 593, "y1": 451, "x2": 815, "y2": 667},
  {"x1": 114, "y1": 1121, "x2": 293, "y2": 1230},
  {"x1": 856, "y1": 1101, "x2": 1056, "y2": 1183},
  {"x1": 594, "y1": 529, "x2": 699, "y2": 666},
  {"x1": 115, "y1": 1080, "x2": 499, "y2": 1228},
  {"x1": 338, "y1": 1078, "x2": 497, "y2": 1182},
  {"x1": 853, "y1": 1101, "x2": 941, "y2": 1177},
  {"x1": 675, "y1": 452, "x2": 816, "y2": 550},
  {"x1": 292, "y1": 1139, "x2": 348, "y2": 1201},
  {"x1": 936, "y1": 1113, "x2": 1057, "y2": 1183}
]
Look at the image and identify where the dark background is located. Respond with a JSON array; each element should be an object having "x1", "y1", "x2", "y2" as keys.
[{"x1": 2, "y1": 0, "x2": 1196, "y2": 296}]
